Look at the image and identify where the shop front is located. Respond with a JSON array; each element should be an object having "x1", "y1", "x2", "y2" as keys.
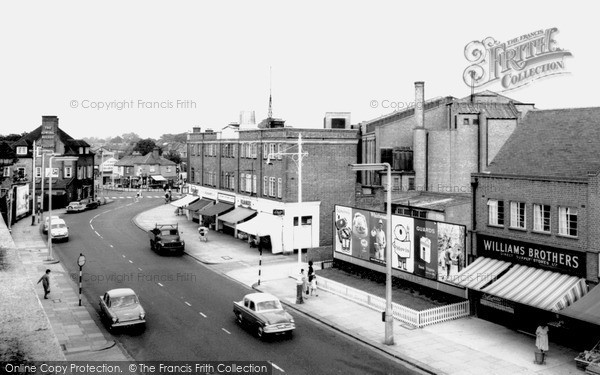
[
  {"x1": 453, "y1": 234, "x2": 588, "y2": 340},
  {"x1": 183, "y1": 198, "x2": 214, "y2": 222},
  {"x1": 198, "y1": 192, "x2": 234, "y2": 230}
]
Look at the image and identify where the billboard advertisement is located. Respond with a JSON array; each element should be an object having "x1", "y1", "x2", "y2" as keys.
[
  {"x1": 334, "y1": 205, "x2": 466, "y2": 285},
  {"x1": 15, "y1": 184, "x2": 30, "y2": 217}
]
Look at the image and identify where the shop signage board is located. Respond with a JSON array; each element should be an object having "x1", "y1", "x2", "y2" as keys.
[
  {"x1": 333, "y1": 205, "x2": 466, "y2": 284},
  {"x1": 477, "y1": 234, "x2": 586, "y2": 277},
  {"x1": 273, "y1": 209, "x2": 285, "y2": 216}
]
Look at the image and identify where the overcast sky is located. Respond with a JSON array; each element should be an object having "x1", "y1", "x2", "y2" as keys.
[{"x1": 1, "y1": 1, "x2": 596, "y2": 140}]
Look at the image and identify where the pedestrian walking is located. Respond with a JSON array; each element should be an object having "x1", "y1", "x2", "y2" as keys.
[
  {"x1": 300, "y1": 269, "x2": 308, "y2": 299},
  {"x1": 308, "y1": 260, "x2": 315, "y2": 283},
  {"x1": 536, "y1": 323, "x2": 549, "y2": 354},
  {"x1": 310, "y1": 274, "x2": 319, "y2": 296},
  {"x1": 37, "y1": 269, "x2": 51, "y2": 299}
]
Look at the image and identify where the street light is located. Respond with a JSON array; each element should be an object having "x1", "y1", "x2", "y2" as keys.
[
  {"x1": 46, "y1": 154, "x2": 78, "y2": 263},
  {"x1": 350, "y1": 162, "x2": 394, "y2": 346},
  {"x1": 267, "y1": 134, "x2": 308, "y2": 266}
]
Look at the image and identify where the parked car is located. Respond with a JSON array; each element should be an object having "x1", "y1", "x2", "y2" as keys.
[
  {"x1": 233, "y1": 293, "x2": 295, "y2": 339},
  {"x1": 99, "y1": 288, "x2": 146, "y2": 330},
  {"x1": 66, "y1": 198, "x2": 98, "y2": 213},
  {"x1": 42, "y1": 215, "x2": 61, "y2": 234},
  {"x1": 48, "y1": 219, "x2": 69, "y2": 242}
]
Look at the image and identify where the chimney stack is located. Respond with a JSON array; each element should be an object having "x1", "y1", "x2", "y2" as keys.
[{"x1": 414, "y1": 82, "x2": 425, "y2": 128}]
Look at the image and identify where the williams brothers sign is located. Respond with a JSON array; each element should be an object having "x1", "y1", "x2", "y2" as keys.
[
  {"x1": 463, "y1": 27, "x2": 572, "y2": 92},
  {"x1": 477, "y1": 234, "x2": 585, "y2": 277}
]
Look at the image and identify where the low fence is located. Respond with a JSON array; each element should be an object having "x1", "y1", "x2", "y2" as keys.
[{"x1": 317, "y1": 276, "x2": 470, "y2": 328}]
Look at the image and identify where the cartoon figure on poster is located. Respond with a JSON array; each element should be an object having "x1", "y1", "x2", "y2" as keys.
[
  {"x1": 391, "y1": 215, "x2": 414, "y2": 272},
  {"x1": 334, "y1": 206, "x2": 352, "y2": 254},
  {"x1": 351, "y1": 210, "x2": 370, "y2": 259},
  {"x1": 370, "y1": 215, "x2": 386, "y2": 262},
  {"x1": 437, "y1": 222, "x2": 466, "y2": 282}
]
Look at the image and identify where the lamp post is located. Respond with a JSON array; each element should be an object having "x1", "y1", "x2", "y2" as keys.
[
  {"x1": 267, "y1": 134, "x2": 308, "y2": 266},
  {"x1": 350, "y1": 162, "x2": 393, "y2": 345},
  {"x1": 46, "y1": 155, "x2": 79, "y2": 262}
]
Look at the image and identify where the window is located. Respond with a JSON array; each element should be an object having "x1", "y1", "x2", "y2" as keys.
[
  {"x1": 533, "y1": 204, "x2": 551, "y2": 233},
  {"x1": 125, "y1": 167, "x2": 130, "y2": 174},
  {"x1": 277, "y1": 178, "x2": 282, "y2": 198},
  {"x1": 269, "y1": 177, "x2": 276, "y2": 197},
  {"x1": 263, "y1": 144, "x2": 268, "y2": 159},
  {"x1": 79, "y1": 147, "x2": 83, "y2": 154},
  {"x1": 277, "y1": 144, "x2": 282, "y2": 160},
  {"x1": 463, "y1": 118, "x2": 470, "y2": 125},
  {"x1": 559, "y1": 207, "x2": 578, "y2": 237},
  {"x1": 17, "y1": 146, "x2": 27, "y2": 155},
  {"x1": 487, "y1": 199, "x2": 505, "y2": 226},
  {"x1": 269, "y1": 144, "x2": 276, "y2": 159},
  {"x1": 240, "y1": 173, "x2": 246, "y2": 191},
  {"x1": 166, "y1": 166, "x2": 171, "y2": 172},
  {"x1": 87, "y1": 166, "x2": 93, "y2": 179},
  {"x1": 2, "y1": 167, "x2": 9, "y2": 177},
  {"x1": 246, "y1": 174, "x2": 252, "y2": 193},
  {"x1": 36, "y1": 147, "x2": 42, "y2": 157},
  {"x1": 263, "y1": 176, "x2": 268, "y2": 196},
  {"x1": 35, "y1": 167, "x2": 41, "y2": 178},
  {"x1": 408, "y1": 177, "x2": 415, "y2": 191},
  {"x1": 252, "y1": 175, "x2": 257, "y2": 194},
  {"x1": 510, "y1": 201, "x2": 526, "y2": 229},
  {"x1": 229, "y1": 174, "x2": 235, "y2": 190},
  {"x1": 240, "y1": 144, "x2": 246, "y2": 158},
  {"x1": 77, "y1": 166, "x2": 83, "y2": 179},
  {"x1": 223, "y1": 144, "x2": 229, "y2": 158},
  {"x1": 251, "y1": 143, "x2": 258, "y2": 158}
]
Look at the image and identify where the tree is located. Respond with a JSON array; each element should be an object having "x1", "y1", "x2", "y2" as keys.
[
  {"x1": 121, "y1": 132, "x2": 141, "y2": 144},
  {"x1": 134, "y1": 138, "x2": 158, "y2": 156},
  {"x1": 162, "y1": 150, "x2": 182, "y2": 165},
  {"x1": 0, "y1": 142, "x2": 18, "y2": 182},
  {"x1": 109, "y1": 135, "x2": 123, "y2": 144},
  {"x1": 0, "y1": 133, "x2": 27, "y2": 142},
  {"x1": 158, "y1": 133, "x2": 187, "y2": 145}
]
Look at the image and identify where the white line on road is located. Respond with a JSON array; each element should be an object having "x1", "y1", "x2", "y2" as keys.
[
  {"x1": 157, "y1": 282, "x2": 164, "y2": 287},
  {"x1": 269, "y1": 362, "x2": 285, "y2": 373},
  {"x1": 199, "y1": 312, "x2": 206, "y2": 318},
  {"x1": 122, "y1": 255, "x2": 126, "y2": 258},
  {"x1": 109, "y1": 244, "x2": 114, "y2": 248},
  {"x1": 94, "y1": 231, "x2": 101, "y2": 238},
  {"x1": 222, "y1": 328, "x2": 231, "y2": 335},
  {"x1": 185, "y1": 301, "x2": 191, "y2": 307},
  {"x1": 138, "y1": 268, "x2": 143, "y2": 271},
  {"x1": 128, "y1": 260, "x2": 133, "y2": 264}
]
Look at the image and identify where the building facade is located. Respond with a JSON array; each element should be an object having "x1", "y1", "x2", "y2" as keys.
[
  {"x1": 462, "y1": 107, "x2": 600, "y2": 341},
  {"x1": 9, "y1": 116, "x2": 95, "y2": 212},
  {"x1": 114, "y1": 148, "x2": 177, "y2": 188},
  {"x1": 186, "y1": 123, "x2": 358, "y2": 254}
]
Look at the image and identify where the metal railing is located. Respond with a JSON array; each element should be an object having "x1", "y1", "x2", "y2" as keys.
[{"x1": 317, "y1": 276, "x2": 470, "y2": 328}]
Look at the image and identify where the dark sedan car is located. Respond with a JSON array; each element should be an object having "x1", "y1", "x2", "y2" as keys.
[{"x1": 66, "y1": 198, "x2": 98, "y2": 213}]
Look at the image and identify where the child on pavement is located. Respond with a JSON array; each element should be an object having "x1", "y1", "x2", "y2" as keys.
[{"x1": 310, "y1": 274, "x2": 318, "y2": 297}]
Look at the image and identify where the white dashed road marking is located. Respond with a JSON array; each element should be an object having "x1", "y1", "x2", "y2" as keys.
[
  {"x1": 128, "y1": 260, "x2": 133, "y2": 264},
  {"x1": 157, "y1": 283, "x2": 164, "y2": 287},
  {"x1": 269, "y1": 362, "x2": 285, "y2": 373},
  {"x1": 199, "y1": 312, "x2": 206, "y2": 318},
  {"x1": 185, "y1": 301, "x2": 191, "y2": 307},
  {"x1": 222, "y1": 328, "x2": 231, "y2": 335}
]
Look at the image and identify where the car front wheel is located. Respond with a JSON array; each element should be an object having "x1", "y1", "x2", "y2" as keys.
[
  {"x1": 257, "y1": 325, "x2": 264, "y2": 339},
  {"x1": 236, "y1": 313, "x2": 243, "y2": 325}
]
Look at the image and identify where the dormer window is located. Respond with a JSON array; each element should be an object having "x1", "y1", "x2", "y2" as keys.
[
  {"x1": 79, "y1": 147, "x2": 83, "y2": 154},
  {"x1": 17, "y1": 146, "x2": 27, "y2": 155}
]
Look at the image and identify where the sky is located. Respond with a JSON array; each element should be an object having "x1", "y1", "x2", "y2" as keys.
[{"x1": 0, "y1": 1, "x2": 597, "y2": 140}]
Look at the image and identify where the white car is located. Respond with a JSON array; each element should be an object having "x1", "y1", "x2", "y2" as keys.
[
  {"x1": 49, "y1": 219, "x2": 69, "y2": 242},
  {"x1": 42, "y1": 215, "x2": 61, "y2": 234}
]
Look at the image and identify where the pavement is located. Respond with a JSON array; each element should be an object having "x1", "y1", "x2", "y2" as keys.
[{"x1": 5, "y1": 193, "x2": 588, "y2": 374}]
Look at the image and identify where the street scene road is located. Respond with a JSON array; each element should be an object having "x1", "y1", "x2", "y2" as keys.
[{"x1": 51, "y1": 194, "x2": 419, "y2": 374}]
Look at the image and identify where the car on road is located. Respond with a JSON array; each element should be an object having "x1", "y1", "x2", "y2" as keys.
[
  {"x1": 233, "y1": 292, "x2": 295, "y2": 339},
  {"x1": 42, "y1": 215, "x2": 61, "y2": 234},
  {"x1": 66, "y1": 198, "x2": 98, "y2": 213},
  {"x1": 99, "y1": 288, "x2": 146, "y2": 330},
  {"x1": 48, "y1": 218, "x2": 69, "y2": 242}
]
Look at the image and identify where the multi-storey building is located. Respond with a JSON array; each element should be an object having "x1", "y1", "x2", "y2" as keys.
[
  {"x1": 459, "y1": 107, "x2": 600, "y2": 342},
  {"x1": 9, "y1": 116, "x2": 95, "y2": 213},
  {"x1": 114, "y1": 148, "x2": 177, "y2": 188},
  {"x1": 186, "y1": 119, "x2": 358, "y2": 254}
]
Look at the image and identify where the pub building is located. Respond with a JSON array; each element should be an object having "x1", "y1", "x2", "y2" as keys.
[{"x1": 454, "y1": 107, "x2": 600, "y2": 350}]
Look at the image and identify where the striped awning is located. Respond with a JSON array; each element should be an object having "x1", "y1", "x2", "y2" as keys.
[
  {"x1": 450, "y1": 257, "x2": 512, "y2": 291},
  {"x1": 183, "y1": 198, "x2": 213, "y2": 212},
  {"x1": 482, "y1": 264, "x2": 588, "y2": 312},
  {"x1": 559, "y1": 284, "x2": 600, "y2": 325},
  {"x1": 197, "y1": 202, "x2": 234, "y2": 217}
]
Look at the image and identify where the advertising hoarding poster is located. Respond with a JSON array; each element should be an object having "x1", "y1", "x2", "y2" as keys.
[
  {"x1": 391, "y1": 214, "x2": 414, "y2": 273},
  {"x1": 414, "y1": 219, "x2": 438, "y2": 280},
  {"x1": 15, "y1": 184, "x2": 30, "y2": 217},
  {"x1": 437, "y1": 222, "x2": 466, "y2": 282}
]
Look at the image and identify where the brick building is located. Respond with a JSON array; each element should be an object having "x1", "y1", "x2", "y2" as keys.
[
  {"x1": 359, "y1": 82, "x2": 535, "y2": 229},
  {"x1": 11, "y1": 116, "x2": 94, "y2": 214},
  {"x1": 186, "y1": 120, "x2": 358, "y2": 254},
  {"x1": 460, "y1": 107, "x2": 600, "y2": 338},
  {"x1": 114, "y1": 148, "x2": 177, "y2": 188}
]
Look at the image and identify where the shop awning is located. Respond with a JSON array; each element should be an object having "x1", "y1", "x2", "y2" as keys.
[
  {"x1": 236, "y1": 212, "x2": 282, "y2": 237},
  {"x1": 559, "y1": 284, "x2": 600, "y2": 325},
  {"x1": 170, "y1": 194, "x2": 199, "y2": 208},
  {"x1": 482, "y1": 264, "x2": 588, "y2": 312},
  {"x1": 151, "y1": 175, "x2": 167, "y2": 181},
  {"x1": 197, "y1": 201, "x2": 234, "y2": 217},
  {"x1": 218, "y1": 207, "x2": 256, "y2": 224},
  {"x1": 183, "y1": 198, "x2": 213, "y2": 212},
  {"x1": 451, "y1": 257, "x2": 512, "y2": 290}
]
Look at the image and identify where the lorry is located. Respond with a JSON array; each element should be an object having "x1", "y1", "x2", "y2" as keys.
[{"x1": 148, "y1": 224, "x2": 185, "y2": 255}]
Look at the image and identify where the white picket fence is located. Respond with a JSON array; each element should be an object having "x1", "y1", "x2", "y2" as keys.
[{"x1": 317, "y1": 276, "x2": 470, "y2": 328}]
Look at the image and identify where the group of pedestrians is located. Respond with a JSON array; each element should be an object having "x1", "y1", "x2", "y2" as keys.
[{"x1": 300, "y1": 261, "x2": 318, "y2": 298}]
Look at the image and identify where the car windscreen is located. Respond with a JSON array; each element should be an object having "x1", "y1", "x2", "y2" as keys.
[
  {"x1": 51, "y1": 223, "x2": 66, "y2": 229},
  {"x1": 111, "y1": 295, "x2": 138, "y2": 308},
  {"x1": 256, "y1": 300, "x2": 282, "y2": 311}
]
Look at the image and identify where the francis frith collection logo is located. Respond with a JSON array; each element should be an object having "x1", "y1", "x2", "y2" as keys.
[{"x1": 463, "y1": 27, "x2": 572, "y2": 92}]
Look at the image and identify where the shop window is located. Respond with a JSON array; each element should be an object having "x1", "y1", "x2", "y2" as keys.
[
  {"x1": 487, "y1": 199, "x2": 504, "y2": 226},
  {"x1": 408, "y1": 177, "x2": 415, "y2": 191},
  {"x1": 301, "y1": 216, "x2": 312, "y2": 225},
  {"x1": 533, "y1": 204, "x2": 551, "y2": 233},
  {"x1": 510, "y1": 201, "x2": 526, "y2": 229},
  {"x1": 558, "y1": 207, "x2": 578, "y2": 237}
]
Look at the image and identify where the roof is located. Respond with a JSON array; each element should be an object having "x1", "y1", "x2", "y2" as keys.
[
  {"x1": 107, "y1": 288, "x2": 136, "y2": 298},
  {"x1": 243, "y1": 293, "x2": 278, "y2": 303},
  {"x1": 392, "y1": 192, "x2": 471, "y2": 211},
  {"x1": 453, "y1": 102, "x2": 519, "y2": 119},
  {"x1": 114, "y1": 153, "x2": 176, "y2": 167},
  {"x1": 488, "y1": 107, "x2": 600, "y2": 178}
]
